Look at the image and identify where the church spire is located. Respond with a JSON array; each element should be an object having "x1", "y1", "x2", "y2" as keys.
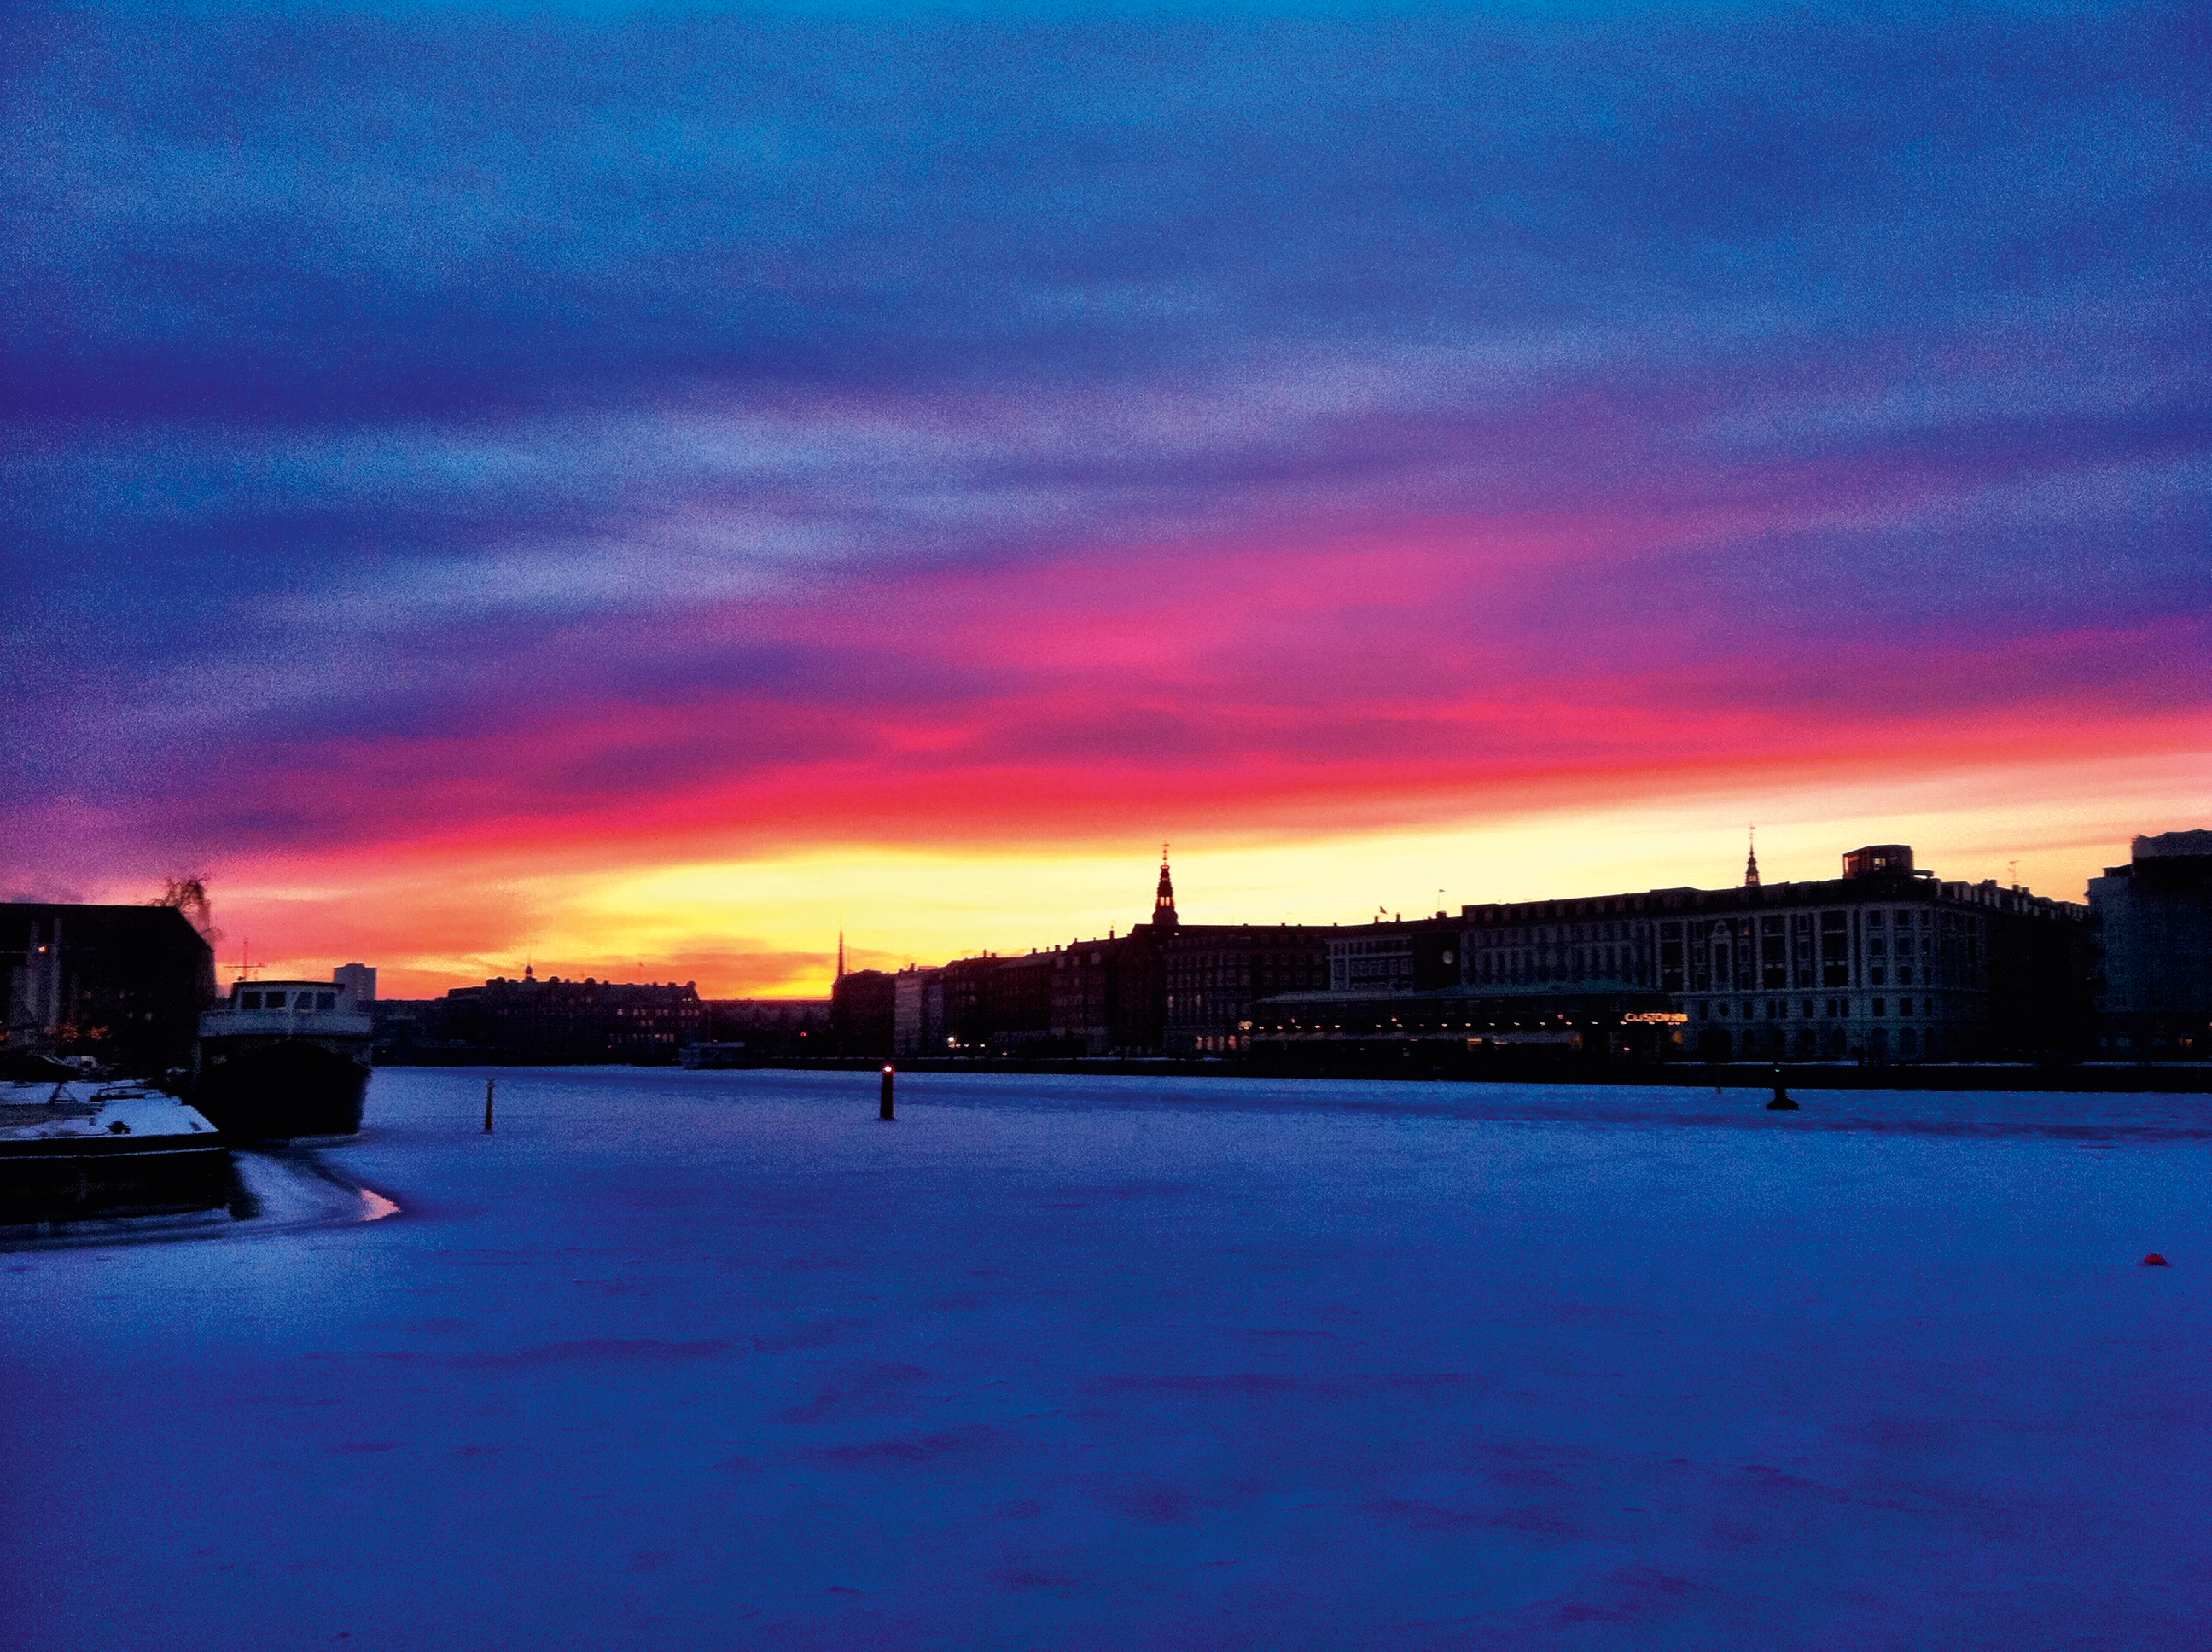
[
  {"x1": 1744, "y1": 825, "x2": 1761, "y2": 888},
  {"x1": 1153, "y1": 843, "x2": 1179, "y2": 929}
]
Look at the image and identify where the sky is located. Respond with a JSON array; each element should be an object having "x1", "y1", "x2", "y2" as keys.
[{"x1": 3, "y1": 0, "x2": 2207, "y2": 997}]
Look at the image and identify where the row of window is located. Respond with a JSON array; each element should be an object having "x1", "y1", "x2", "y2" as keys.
[
  {"x1": 1471, "y1": 943, "x2": 1641, "y2": 983},
  {"x1": 1475, "y1": 921, "x2": 1644, "y2": 947},
  {"x1": 1469, "y1": 907, "x2": 1967, "y2": 951},
  {"x1": 1732, "y1": 1025, "x2": 1936, "y2": 1057},
  {"x1": 1694, "y1": 997, "x2": 1933, "y2": 1021},
  {"x1": 236, "y1": 990, "x2": 338, "y2": 1012}
]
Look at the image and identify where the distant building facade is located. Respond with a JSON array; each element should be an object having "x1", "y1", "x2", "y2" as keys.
[
  {"x1": 333, "y1": 963, "x2": 376, "y2": 1003},
  {"x1": 2089, "y1": 829, "x2": 2212, "y2": 1058},
  {"x1": 923, "y1": 853, "x2": 1185, "y2": 1056},
  {"x1": 892, "y1": 966, "x2": 945, "y2": 1056},
  {"x1": 1045, "y1": 929, "x2": 1162, "y2": 1055},
  {"x1": 982, "y1": 951, "x2": 1058, "y2": 1054},
  {"x1": 434, "y1": 968, "x2": 704, "y2": 1062},
  {"x1": 1251, "y1": 845, "x2": 2088, "y2": 1064},
  {"x1": 1161, "y1": 922, "x2": 1333, "y2": 1054},
  {"x1": 830, "y1": 966, "x2": 897, "y2": 1057},
  {"x1": 1646, "y1": 846, "x2": 2087, "y2": 1062},
  {"x1": 705, "y1": 998, "x2": 830, "y2": 1058},
  {"x1": 1, "y1": 903, "x2": 217, "y2": 1074},
  {"x1": 1257, "y1": 909, "x2": 1669, "y2": 1061}
]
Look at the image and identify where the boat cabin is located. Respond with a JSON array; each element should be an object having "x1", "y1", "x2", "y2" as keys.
[{"x1": 203, "y1": 980, "x2": 374, "y2": 1040}]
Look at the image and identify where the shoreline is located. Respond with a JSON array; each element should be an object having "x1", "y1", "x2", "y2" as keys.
[{"x1": 372, "y1": 1052, "x2": 2212, "y2": 1092}]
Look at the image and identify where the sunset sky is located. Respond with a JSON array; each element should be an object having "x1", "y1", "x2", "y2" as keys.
[{"x1": 5, "y1": 0, "x2": 2207, "y2": 997}]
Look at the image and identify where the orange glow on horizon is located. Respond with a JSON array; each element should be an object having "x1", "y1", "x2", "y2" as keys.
[{"x1": 130, "y1": 742, "x2": 2212, "y2": 1002}]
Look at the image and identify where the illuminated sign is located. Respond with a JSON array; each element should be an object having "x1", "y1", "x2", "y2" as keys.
[{"x1": 1621, "y1": 1011, "x2": 1690, "y2": 1024}]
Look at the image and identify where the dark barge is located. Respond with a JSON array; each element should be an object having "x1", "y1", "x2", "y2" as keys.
[{"x1": 0, "y1": 1085, "x2": 232, "y2": 1224}]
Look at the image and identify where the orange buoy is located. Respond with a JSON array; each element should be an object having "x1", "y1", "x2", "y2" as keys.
[{"x1": 2143, "y1": 1254, "x2": 2170, "y2": 1266}]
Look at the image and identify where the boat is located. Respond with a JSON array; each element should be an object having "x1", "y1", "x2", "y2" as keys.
[
  {"x1": 192, "y1": 979, "x2": 373, "y2": 1139},
  {"x1": 0, "y1": 1082, "x2": 232, "y2": 1225}
]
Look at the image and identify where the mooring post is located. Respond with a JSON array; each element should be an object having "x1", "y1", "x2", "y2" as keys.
[
  {"x1": 879, "y1": 1064, "x2": 895, "y2": 1121},
  {"x1": 1767, "y1": 1061, "x2": 1798, "y2": 1110},
  {"x1": 483, "y1": 1076, "x2": 497, "y2": 1133}
]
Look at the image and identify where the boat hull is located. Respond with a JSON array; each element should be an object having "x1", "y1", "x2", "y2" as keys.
[
  {"x1": 0, "y1": 1132, "x2": 235, "y2": 1224},
  {"x1": 193, "y1": 1038, "x2": 370, "y2": 1139}
]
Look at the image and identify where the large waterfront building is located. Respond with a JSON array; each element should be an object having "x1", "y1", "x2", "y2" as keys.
[
  {"x1": 1047, "y1": 929, "x2": 1162, "y2": 1056},
  {"x1": 2088, "y1": 829, "x2": 2212, "y2": 1058},
  {"x1": 930, "y1": 949, "x2": 1062, "y2": 1055},
  {"x1": 1635, "y1": 846, "x2": 2086, "y2": 1062},
  {"x1": 1256, "y1": 906, "x2": 1670, "y2": 1061},
  {"x1": 1161, "y1": 922, "x2": 1334, "y2": 1054},
  {"x1": 981, "y1": 950, "x2": 1057, "y2": 1054},
  {"x1": 434, "y1": 968, "x2": 705, "y2": 1062},
  {"x1": 892, "y1": 965, "x2": 944, "y2": 1056},
  {"x1": 1252, "y1": 844, "x2": 2087, "y2": 1063},
  {"x1": 1, "y1": 902, "x2": 217, "y2": 1074},
  {"x1": 706, "y1": 997, "x2": 830, "y2": 1056},
  {"x1": 829, "y1": 959, "x2": 897, "y2": 1056},
  {"x1": 1137, "y1": 849, "x2": 1330, "y2": 1055}
]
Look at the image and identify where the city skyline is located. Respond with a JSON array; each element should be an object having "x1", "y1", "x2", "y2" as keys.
[
  {"x1": 173, "y1": 818, "x2": 2141, "y2": 1002},
  {"x1": 6, "y1": 2, "x2": 2207, "y2": 998}
]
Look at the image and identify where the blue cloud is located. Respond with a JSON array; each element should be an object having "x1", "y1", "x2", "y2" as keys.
[{"x1": 3, "y1": 1, "x2": 2207, "y2": 863}]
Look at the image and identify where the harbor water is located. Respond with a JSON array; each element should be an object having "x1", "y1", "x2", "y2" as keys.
[{"x1": 4, "y1": 1067, "x2": 2208, "y2": 1649}]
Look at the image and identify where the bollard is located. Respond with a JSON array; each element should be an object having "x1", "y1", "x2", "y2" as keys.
[
  {"x1": 1766, "y1": 1062, "x2": 1798, "y2": 1110},
  {"x1": 483, "y1": 1077, "x2": 496, "y2": 1133},
  {"x1": 879, "y1": 1064, "x2": 896, "y2": 1121}
]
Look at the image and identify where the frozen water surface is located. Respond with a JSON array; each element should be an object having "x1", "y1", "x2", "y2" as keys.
[{"x1": 4, "y1": 1068, "x2": 2209, "y2": 1649}]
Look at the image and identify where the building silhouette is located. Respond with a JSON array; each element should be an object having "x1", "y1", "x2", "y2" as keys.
[
  {"x1": 2089, "y1": 829, "x2": 2212, "y2": 1058},
  {"x1": 2, "y1": 903, "x2": 216, "y2": 1075},
  {"x1": 830, "y1": 963, "x2": 897, "y2": 1056},
  {"x1": 431, "y1": 968, "x2": 705, "y2": 1062},
  {"x1": 1251, "y1": 844, "x2": 2088, "y2": 1065}
]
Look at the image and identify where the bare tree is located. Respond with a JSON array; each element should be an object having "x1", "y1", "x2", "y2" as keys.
[{"x1": 153, "y1": 875, "x2": 220, "y2": 941}]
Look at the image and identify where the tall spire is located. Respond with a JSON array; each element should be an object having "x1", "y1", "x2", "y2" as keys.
[
  {"x1": 1744, "y1": 825, "x2": 1761, "y2": 887},
  {"x1": 1153, "y1": 843, "x2": 1179, "y2": 929},
  {"x1": 836, "y1": 928, "x2": 846, "y2": 981}
]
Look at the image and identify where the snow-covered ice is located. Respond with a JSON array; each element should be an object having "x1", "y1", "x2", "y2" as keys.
[{"x1": 3, "y1": 1067, "x2": 2207, "y2": 1649}]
